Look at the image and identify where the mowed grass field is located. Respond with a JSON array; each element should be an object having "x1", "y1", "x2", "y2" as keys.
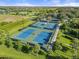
[
  {"x1": 0, "y1": 15, "x2": 47, "y2": 59},
  {"x1": 0, "y1": 15, "x2": 30, "y2": 22},
  {"x1": 0, "y1": 45, "x2": 46, "y2": 59},
  {"x1": 51, "y1": 31, "x2": 79, "y2": 59},
  {"x1": 0, "y1": 15, "x2": 35, "y2": 34}
]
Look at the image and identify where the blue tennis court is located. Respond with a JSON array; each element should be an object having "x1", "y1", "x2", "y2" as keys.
[
  {"x1": 33, "y1": 31, "x2": 52, "y2": 45},
  {"x1": 13, "y1": 21, "x2": 57, "y2": 45},
  {"x1": 14, "y1": 29, "x2": 35, "y2": 40},
  {"x1": 31, "y1": 22, "x2": 56, "y2": 30}
]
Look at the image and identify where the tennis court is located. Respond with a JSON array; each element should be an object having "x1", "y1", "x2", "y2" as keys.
[
  {"x1": 33, "y1": 31, "x2": 52, "y2": 45},
  {"x1": 13, "y1": 28, "x2": 36, "y2": 40},
  {"x1": 13, "y1": 21, "x2": 57, "y2": 45},
  {"x1": 31, "y1": 22, "x2": 57, "y2": 30}
]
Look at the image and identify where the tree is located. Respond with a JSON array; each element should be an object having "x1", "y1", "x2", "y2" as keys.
[
  {"x1": 21, "y1": 43, "x2": 31, "y2": 53},
  {"x1": 13, "y1": 41, "x2": 22, "y2": 51},
  {"x1": 46, "y1": 54, "x2": 68, "y2": 59},
  {"x1": 53, "y1": 42, "x2": 63, "y2": 51},
  {"x1": 32, "y1": 44, "x2": 40, "y2": 55},
  {"x1": 0, "y1": 29, "x2": 7, "y2": 45},
  {"x1": 5, "y1": 39, "x2": 13, "y2": 48},
  {"x1": 71, "y1": 38, "x2": 79, "y2": 59},
  {"x1": 39, "y1": 49, "x2": 46, "y2": 55}
]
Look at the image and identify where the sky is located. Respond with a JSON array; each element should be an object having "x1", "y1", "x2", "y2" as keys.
[{"x1": 0, "y1": 0, "x2": 79, "y2": 6}]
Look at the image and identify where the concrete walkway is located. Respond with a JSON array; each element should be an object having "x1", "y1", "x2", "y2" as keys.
[{"x1": 48, "y1": 24, "x2": 61, "y2": 49}]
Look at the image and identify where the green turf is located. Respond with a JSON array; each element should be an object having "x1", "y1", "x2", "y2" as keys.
[
  {"x1": 57, "y1": 31, "x2": 72, "y2": 45},
  {"x1": 0, "y1": 19, "x2": 47, "y2": 59},
  {"x1": 0, "y1": 45, "x2": 46, "y2": 59},
  {"x1": 53, "y1": 31, "x2": 78, "y2": 59}
]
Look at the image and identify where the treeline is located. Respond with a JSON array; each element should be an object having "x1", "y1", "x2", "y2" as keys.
[
  {"x1": 0, "y1": 7, "x2": 79, "y2": 18},
  {"x1": 0, "y1": 7, "x2": 56, "y2": 16},
  {"x1": 0, "y1": 7, "x2": 79, "y2": 23}
]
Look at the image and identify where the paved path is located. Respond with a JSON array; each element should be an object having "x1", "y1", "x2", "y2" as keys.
[{"x1": 48, "y1": 24, "x2": 61, "y2": 49}]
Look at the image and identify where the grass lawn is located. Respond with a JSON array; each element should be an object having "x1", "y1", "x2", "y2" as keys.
[
  {"x1": 0, "y1": 45, "x2": 46, "y2": 59},
  {"x1": 0, "y1": 19, "x2": 35, "y2": 35},
  {"x1": 52, "y1": 31, "x2": 74, "y2": 59},
  {"x1": 0, "y1": 19, "x2": 46, "y2": 59},
  {"x1": 57, "y1": 31, "x2": 72, "y2": 45}
]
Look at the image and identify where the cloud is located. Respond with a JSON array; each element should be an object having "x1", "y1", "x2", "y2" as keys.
[
  {"x1": 50, "y1": 0, "x2": 79, "y2": 7},
  {"x1": 56, "y1": 3, "x2": 79, "y2": 7},
  {"x1": 0, "y1": 0, "x2": 34, "y2": 6},
  {"x1": 0, "y1": 0, "x2": 79, "y2": 6},
  {"x1": 12, "y1": 3, "x2": 35, "y2": 6},
  {"x1": 42, "y1": 0, "x2": 78, "y2": 6},
  {"x1": 0, "y1": 2, "x2": 35, "y2": 6}
]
